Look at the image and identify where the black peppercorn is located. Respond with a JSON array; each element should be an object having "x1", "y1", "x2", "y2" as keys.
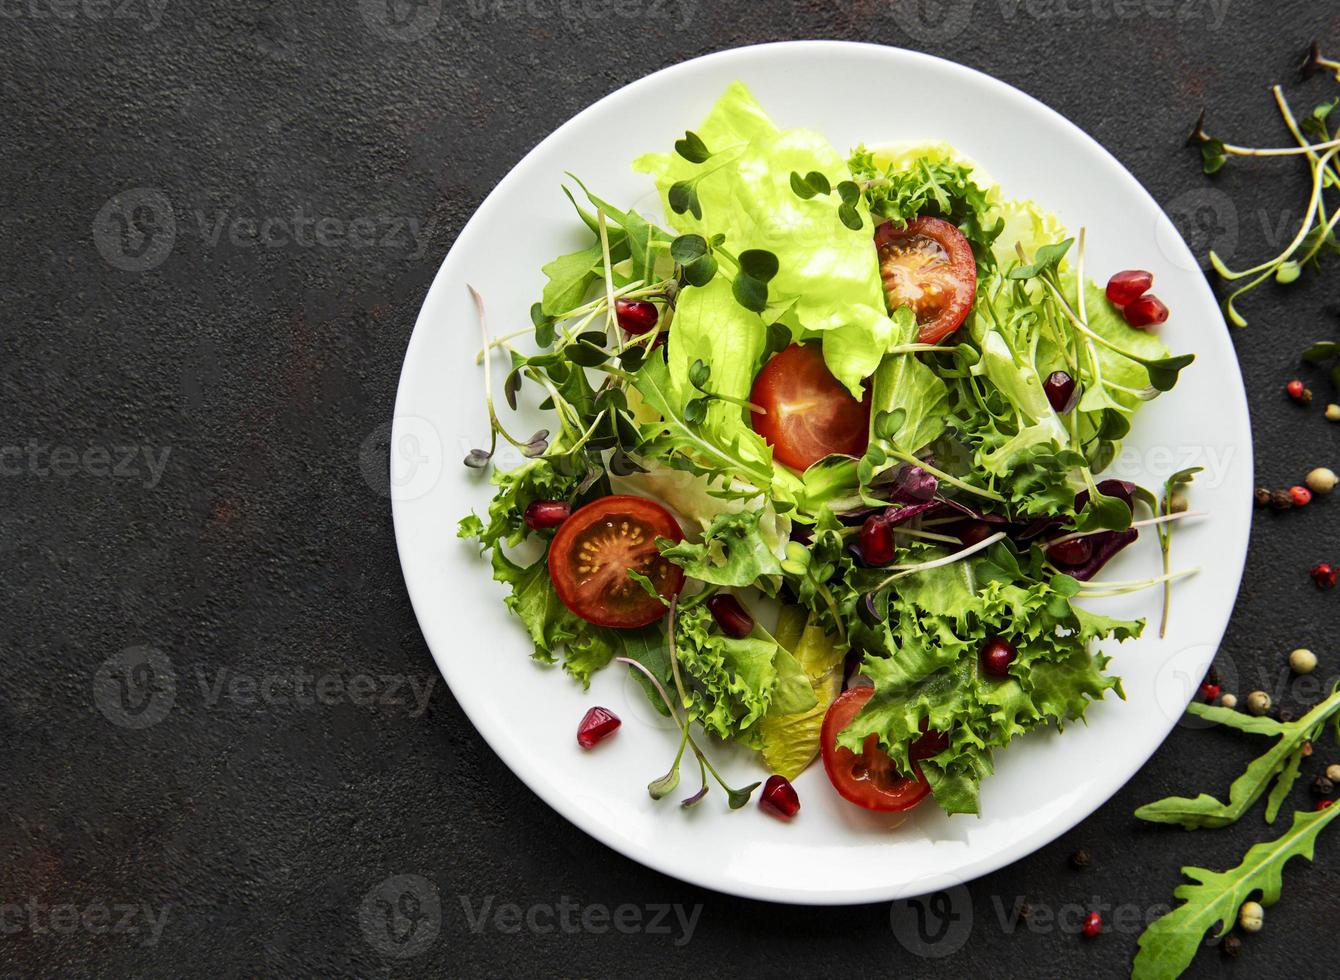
[
  {"x1": 1312, "y1": 775, "x2": 1335, "y2": 798},
  {"x1": 1205, "y1": 666, "x2": 1221, "y2": 686},
  {"x1": 1276, "y1": 708, "x2": 1296, "y2": 724},
  {"x1": 1254, "y1": 488, "x2": 1272, "y2": 507},
  {"x1": 1070, "y1": 848, "x2": 1091, "y2": 869},
  {"x1": 1221, "y1": 934, "x2": 1242, "y2": 958},
  {"x1": 1270, "y1": 489, "x2": 1294, "y2": 510},
  {"x1": 1016, "y1": 901, "x2": 1033, "y2": 924}
]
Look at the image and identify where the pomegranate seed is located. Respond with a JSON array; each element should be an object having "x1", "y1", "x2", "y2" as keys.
[
  {"x1": 1291, "y1": 486, "x2": 1313, "y2": 507},
  {"x1": 1044, "y1": 370, "x2": 1080, "y2": 413},
  {"x1": 759, "y1": 774, "x2": 800, "y2": 820},
  {"x1": 1047, "y1": 536, "x2": 1093, "y2": 567},
  {"x1": 707, "y1": 593, "x2": 754, "y2": 639},
  {"x1": 1286, "y1": 379, "x2": 1306, "y2": 401},
  {"x1": 1200, "y1": 682, "x2": 1221, "y2": 703},
  {"x1": 860, "y1": 514, "x2": 897, "y2": 566},
  {"x1": 615, "y1": 299, "x2": 659, "y2": 335},
  {"x1": 1106, "y1": 269, "x2": 1153, "y2": 307},
  {"x1": 1317, "y1": 799, "x2": 1334, "y2": 811},
  {"x1": 1082, "y1": 911, "x2": 1102, "y2": 938},
  {"x1": 1123, "y1": 294, "x2": 1170, "y2": 329},
  {"x1": 576, "y1": 706, "x2": 621, "y2": 749},
  {"x1": 524, "y1": 500, "x2": 571, "y2": 531},
  {"x1": 980, "y1": 637, "x2": 1018, "y2": 678},
  {"x1": 1311, "y1": 562, "x2": 1338, "y2": 589}
]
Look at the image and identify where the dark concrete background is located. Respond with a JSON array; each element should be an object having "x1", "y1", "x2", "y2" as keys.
[{"x1": 3, "y1": 1, "x2": 1340, "y2": 977}]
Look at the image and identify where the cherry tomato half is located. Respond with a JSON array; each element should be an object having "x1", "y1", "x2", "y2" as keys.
[
  {"x1": 875, "y1": 215, "x2": 977, "y2": 344},
  {"x1": 548, "y1": 495, "x2": 685, "y2": 629},
  {"x1": 748, "y1": 343, "x2": 870, "y2": 472},
  {"x1": 820, "y1": 686, "x2": 941, "y2": 813}
]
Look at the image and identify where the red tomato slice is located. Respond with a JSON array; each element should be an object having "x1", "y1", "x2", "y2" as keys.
[
  {"x1": 875, "y1": 215, "x2": 977, "y2": 344},
  {"x1": 548, "y1": 495, "x2": 685, "y2": 629},
  {"x1": 820, "y1": 687, "x2": 937, "y2": 813},
  {"x1": 748, "y1": 344, "x2": 870, "y2": 472}
]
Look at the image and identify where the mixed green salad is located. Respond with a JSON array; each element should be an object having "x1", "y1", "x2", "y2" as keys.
[{"x1": 459, "y1": 83, "x2": 1198, "y2": 817}]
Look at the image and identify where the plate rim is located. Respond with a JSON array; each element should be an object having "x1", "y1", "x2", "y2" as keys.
[{"x1": 391, "y1": 39, "x2": 1254, "y2": 905}]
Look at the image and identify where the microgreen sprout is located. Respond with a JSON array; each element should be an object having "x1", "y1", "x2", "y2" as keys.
[
  {"x1": 616, "y1": 653, "x2": 761, "y2": 810},
  {"x1": 1301, "y1": 40, "x2": 1340, "y2": 83},
  {"x1": 788, "y1": 169, "x2": 865, "y2": 230},
  {"x1": 1157, "y1": 468, "x2": 1201, "y2": 637},
  {"x1": 1188, "y1": 76, "x2": 1340, "y2": 325}
]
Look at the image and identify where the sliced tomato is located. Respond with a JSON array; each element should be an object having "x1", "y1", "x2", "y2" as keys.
[
  {"x1": 748, "y1": 343, "x2": 870, "y2": 472},
  {"x1": 875, "y1": 215, "x2": 977, "y2": 344},
  {"x1": 548, "y1": 495, "x2": 685, "y2": 629},
  {"x1": 820, "y1": 686, "x2": 936, "y2": 813}
]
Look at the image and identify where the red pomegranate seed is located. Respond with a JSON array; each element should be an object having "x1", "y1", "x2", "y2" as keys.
[
  {"x1": 576, "y1": 706, "x2": 621, "y2": 749},
  {"x1": 759, "y1": 774, "x2": 800, "y2": 820},
  {"x1": 980, "y1": 637, "x2": 1018, "y2": 678},
  {"x1": 1200, "y1": 682, "x2": 1221, "y2": 703},
  {"x1": 1106, "y1": 269, "x2": 1153, "y2": 307},
  {"x1": 1047, "y1": 536, "x2": 1093, "y2": 567},
  {"x1": 1082, "y1": 911, "x2": 1102, "y2": 938},
  {"x1": 1290, "y1": 486, "x2": 1313, "y2": 507},
  {"x1": 1123, "y1": 294, "x2": 1170, "y2": 329},
  {"x1": 1044, "y1": 370, "x2": 1080, "y2": 413},
  {"x1": 524, "y1": 500, "x2": 571, "y2": 530},
  {"x1": 1286, "y1": 379, "x2": 1306, "y2": 400},
  {"x1": 707, "y1": 593, "x2": 754, "y2": 639},
  {"x1": 860, "y1": 514, "x2": 896, "y2": 566},
  {"x1": 615, "y1": 299, "x2": 659, "y2": 335},
  {"x1": 1312, "y1": 563, "x2": 1338, "y2": 589},
  {"x1": 1317, "y1": 799, "x2": 1334, "y2": 811}
]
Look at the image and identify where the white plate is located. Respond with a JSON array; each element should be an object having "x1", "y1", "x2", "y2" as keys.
[{"x1": 391, "y1": 41, "x2": 1252, "y2": 905}]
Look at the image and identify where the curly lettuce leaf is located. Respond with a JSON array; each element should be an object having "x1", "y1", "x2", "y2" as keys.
[
  {"x1": 489, "y1": 548, "x2": 617, "y2": 687},
  {"x1": 634, "y1": 82, "x2": 896, "y2": 397},
  {"x1": 657, "y1": 509, "x2": 782, "y2": 589},
  {"x1": 838, "y1": 547, "x2": 1133, "y2": 814},
  {"x1": 459, "y1": 458, "x2": 577, "y2": 550},
  {"x1": 674, "y1": 602, "x2": 814, "y2": 748}
]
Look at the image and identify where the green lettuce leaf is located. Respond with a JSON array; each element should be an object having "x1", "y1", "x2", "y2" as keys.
[
  {"x1": 635, "y1": 81, "x2": 897, "y2": 397},
  {"x1": 759, "y1": 613, "x2": 848, "y2": 779},
  {"x1": 869, "y1": 306, "x2": 950, "y2": 453},
  {"x1": 657, "y1": 509, "x2": 782, "y2": 589},
  {"x1": 459, "y1": 458, "x2": 578, "y2": 550},
  {"x1": 490, "y1": 547, "x2": 617, "y2": 687}
]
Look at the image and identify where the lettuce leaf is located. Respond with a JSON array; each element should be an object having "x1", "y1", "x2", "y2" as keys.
[
  {"x1": 635, "y1": 82, "x2": 897, "y2": 397},
  {"x1": 759, "y1": 613, "x2": 848, "y2": 779}
]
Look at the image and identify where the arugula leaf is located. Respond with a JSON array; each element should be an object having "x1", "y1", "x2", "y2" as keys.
[
  {"x1": 1135, "y1": 687, "x2": 1340, "y2": 829},
  {"x1": 540, "y1": 242, "x2": 604, "y2": 317},
  {"x1": 1133, "y1": 805, "x2": 1340, "y2": 980},
  {"x1": 657, "y1": 509, "x2": 783, "y2": 588}
]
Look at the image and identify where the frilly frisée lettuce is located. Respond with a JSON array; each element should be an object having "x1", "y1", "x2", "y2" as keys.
[{"x1": 459, "y1": 82, "x2": 1198, "y2": 817}]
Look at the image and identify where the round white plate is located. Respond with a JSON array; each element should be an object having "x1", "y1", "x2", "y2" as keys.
[{"x1": 392, "y1": 41, "x2": 1252, "y2": 905}]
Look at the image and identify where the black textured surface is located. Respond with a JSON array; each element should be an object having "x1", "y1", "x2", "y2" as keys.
[{"x1": 3, "y1": 2, "x2": 1340, "y2": 977}]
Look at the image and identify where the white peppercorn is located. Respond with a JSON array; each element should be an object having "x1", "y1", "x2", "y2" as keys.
[
  {"x1": 1246, "y1": 690, "x2": 1271, "y2": 716},
  {"x1": 1306, "y1": 467, "x2": 1338, "y2": 494},
  {"x1": 1289, "y1": 648, "x2": 1318, "y2": 674},
  {"x1": 1220, "y1": 693, "x2": 1238, "y2": 710},
  {"x1": 1238, "y1": 900, "x2": 1264, "y2": 933}
]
